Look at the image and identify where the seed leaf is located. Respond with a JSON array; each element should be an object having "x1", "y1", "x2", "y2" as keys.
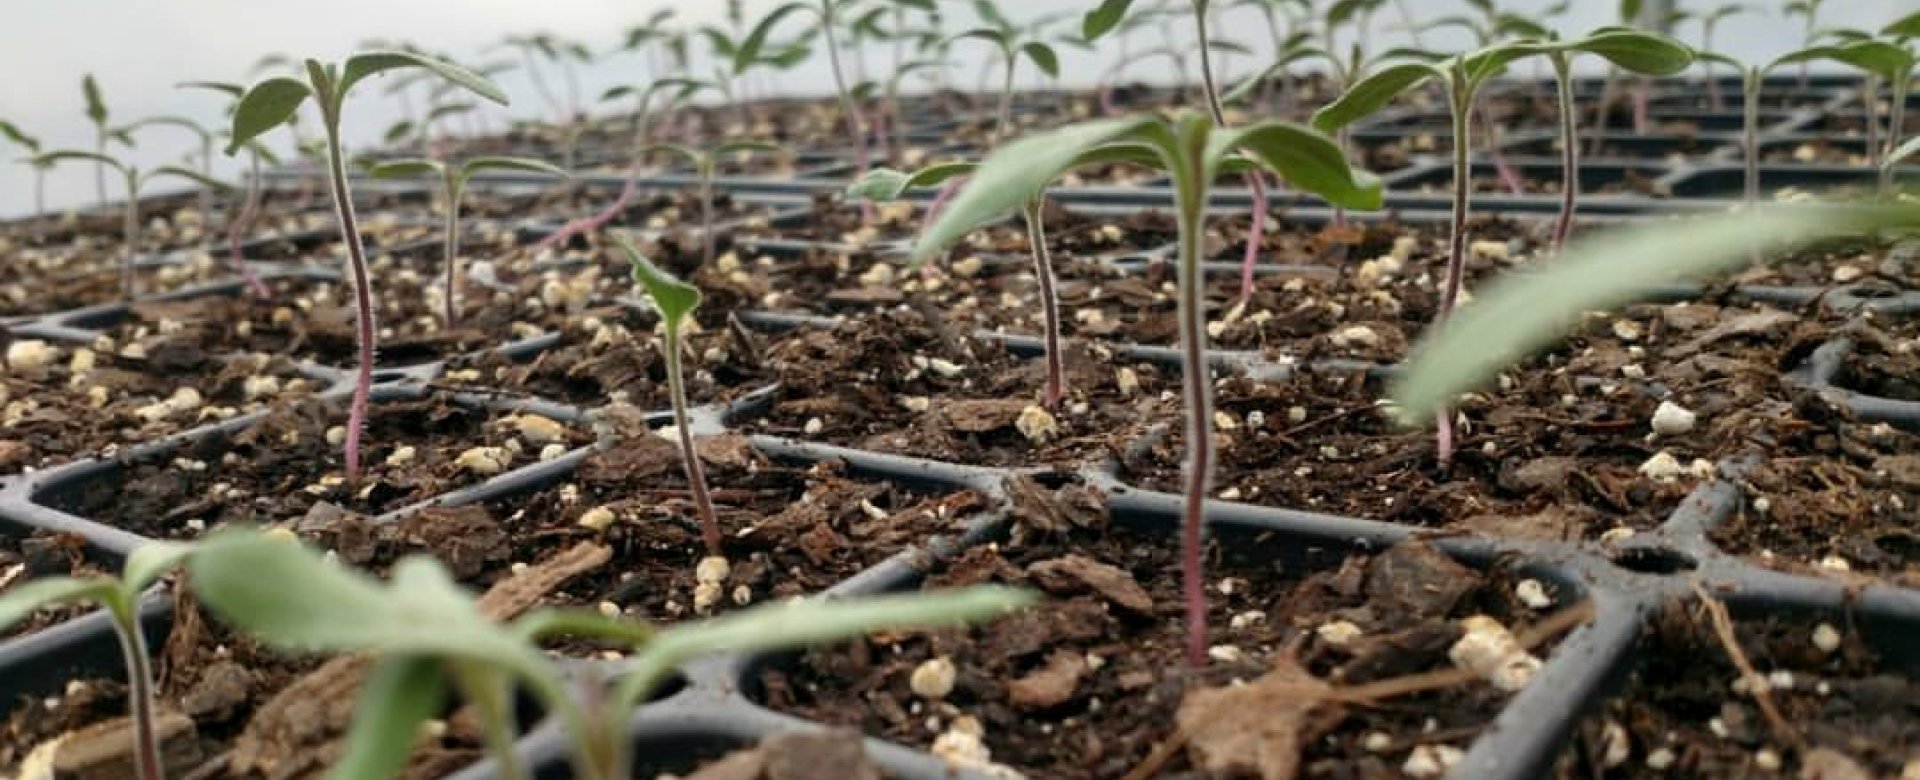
[
  {"x1": 512, "y1": 609, "x2": 656, "y2": 645},
  {"x1": 1023, "y1": 42, "x2": 1061, "y2": 78},
  {"x1": 123, "y1": 541, "x2": 197, "y2": 594},
  {"x1": 615, "y1": 234, "x2": 701, "y2": 330},
  {"x1": 459, "y1": 156, "x2": 568, "y2": 187},
  {"x1": 339, "y1": 51, "x2": 509, "y2": 109},
  {"x1": 227, "y1": 77, "x2": 312, "y2": 156},
  {"x1": 614, "y1": 587, "x2": 1036, "y2": 709},
  {"x1": 32, "y1": 149, "x2": 127, "y2": 176},
  {"x1": 1393, "y1": 205, "x2": 1920, "y2": 423},
  {"x1": 846, "y1": 162, "x2": 978, "y2": 201},
  {"x1": 179, "y1": 81, "x2": 245, "y2": 98},
  {"x1": 366, "y1": 159, "x2": 446, "y2": 180},
  {"x1": 1312, "y1": 62, "x2": 1445, "y2": 132},
  {"x1": 1886, "y1": 11, "x2": 1920, "y2": 37},
  {"x1": 1083, "y1": 0, "x2": 1137, "y2": 41},
  {"x1": 0, "y1": 121, "x2": 40, "y2": 152},
  {"x1": 911, "y1": 116, "x2": 1159, "y2": 263},
  {"x1": 147, "y1": 165, "x2": 231, "y2": 192},
  {"x1": 1561, "y1": 30, "x2": 1695, "y2": 75},
  {"x1": 82, "y1": 74, "x2": 107, "y2": 125},
  {"x1": 326, "y1": 656, "x2": 447, "y2": 780},
  {"x1": 736, "y1": 2, "x2": 812, "y2": 74},
  {"x1": 0, "y1": 577, "x2": 118, "y2": 632},
  {"x1": 1213, "y1": 122, "x2": 1383, "y2": 210},
  {"x1": 1771, "y1": 41, "x2": 1915, "y2": 83}
]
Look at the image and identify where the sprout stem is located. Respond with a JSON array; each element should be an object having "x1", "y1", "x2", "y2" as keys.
[
  {"x1": 1744, "y1": 68, "x2": 1760, "y2": 209},
  {"x1": 1191, "y1": 2, "x2": 1271, "y2": 307},
  {"x1": 1551, "y1": 54, "x2": 1578, "y2": 253},
  {"x1": 317, "y1": 86, "x2": 377, "y2": 488},
  {"x1": 1881, "y1": 77, "x2": 1908, "y2": 196},
  {"x1": 1173, "y1": 151, "x2": 1213, "y2": 669},
  {"x1": 820, "y1": 1, "x2": 872, "y2": 185},
  {"x1": 994, "y1": 57, "x2": 1017, "y2": 146},
  {"x1": 1436, "y1": 68, "x2": 1474, "y2": 466},
  {"x1": 231, "y1": 152, "x2": 272, "y2": 299},
  {"x1": 121, "y1": 174, "x2": 139, "y2": 300},
  {"x1": 442, "y1": 171, "x2": 463, "y2": 326},
  {"x1": 1024, "y1": 198, "x2": 1065, "y2": 409},
  {"x1": 110, "y1": 603, "x2": 163, "y2": 780},
  {"x1": 1864, "y1": 76, "x2": 1881, "y2": 177},
  {"x1": 664, "y1": 319, "x2": 722, "y2": 556}
]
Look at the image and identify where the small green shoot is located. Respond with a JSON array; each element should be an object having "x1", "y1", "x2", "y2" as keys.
[
  {"x1": 0, "y1": 541, "x2": 197, "y2": 780},
  {"x1": 0, "y1": 120, "x2": 50, "y2": 214},
  {"x1": 640, "y1": 141, "x2": 780, "y2": 268},
  {"x1": 225, "y1": 50, "x2": 509, "y2": 488},
  {"x1": 615, "y1": 235, "x2": 722, "y2": 557},
  {"x1": 368, "y1": 156, "x2": 567, "y2": 325},
  {"x1": 30, "y1": 150, "x2": 227, "y2": 299}
]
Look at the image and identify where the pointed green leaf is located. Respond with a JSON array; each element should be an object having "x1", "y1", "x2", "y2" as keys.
[
  {"x1": 146, "y1": 165, "x2": 230, "y2": 192},
  {"x1": 736, "y1": 2, "x2": 812, "y2": 74},
  {"x1": 1619, "y1": 0, "x2": 1644, "y2": 23},
  {"x1": 1565, "y1": 30, "x2": 1696, "y2": 75},
  {"x1": 1693, "y1": 49, "x2": 1745, "y2": 69},
  {"x1": 1311, "y1": 62, "x2": 1445, "y2": 132},
  {"x1": 0, "y1": 121, "x2": 39, "y2": 152},
  {"x1": 227, "y1": 77, "x2": 311, "y2": 156},
  {"x1": 32, "y1": 149, "x2": 126, "y2": 176},
  {"x1": 1771, "y1": 41, "x2": 1915, "y2": 82},
  {"x1": 325, "y1": 655, "x2": 446, "y2": 780},
  {"x1": 615, "y1": 234, "x2": 701, "y2": 329},
  {"x1": 123, "y1": 115, "x2": 213, "y2": 144},
  {"x1": 1083, "y1": 0, "x2": 1137, "y2": 41},
  {"x1": 1021, "y1": 42, "x2": 1060, "y2": 78},
  {"x1": 1886, "y1": 11, "x2": 1920, "y2": 37},
  {"x1": 82, "y1": 74, "x2": 107, "y2": 126},
  {"x1": 0, "y1": 577, "x2": 118, "y2": 631},
  {"x1": 366, "y1": 159, "x2": 446, "y2": 180},
  {"x1": 1214, "y1": 122, "x2": 1383, "y2": 210},
  {"x1": 382, "y1": 119, "x2": 417, "y2": 144},
  {"x1": 950, "y1": 27, "x2": 1012, "y2": 50},
  {"x1": 340, "y1": 51, "x2": 509, "y2": 108},
  {"x1": 186, "y1": 531, "x2": 551, "y2": 682},
  {"x1": 458, "y1": 156, "x2": 568, "y2": 186},
  {"x1": 846, "y1": 161, "x2": 977, "y2": 201},
  {"x1": 178, "y1": 81, "x2": 245, "y2": 98},
  {"x1": 1393, "y1": 205, "x2": 1920, "y2": 423},
  {"x1": 910, "y1": 116, "x2": 1160, "y2": 264},
  {"x1": 512, "y1": 609, "x2": 655, "y2": 645},
  {"x1": 851, "y1": 80, "x2": 880, "y2": 102},
  {"x1": 426, "y1": 101, "x2": 477, "y2": 123},
  {"x1": 614, "y1": 587, "x2": 1036, "y2": 709}
]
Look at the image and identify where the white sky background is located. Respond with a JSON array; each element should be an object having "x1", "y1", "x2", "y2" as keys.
[{"x1": 0, "y1": 0, "x2": 1907, "y2": 217}]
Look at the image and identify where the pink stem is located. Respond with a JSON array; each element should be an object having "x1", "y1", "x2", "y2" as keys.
[
  {"x1": 1236, "y1": 173, "x2": 1269, "y2": 305},
  {"x1": 230, "y1": 156, "x2": 271, "y2": 299},
  {"x1": 539, "y1": 170, "x2": 639, "y2": 251},
  {"x1": 1479, "y1": 104, "x2": 1524, "y2": 196}
]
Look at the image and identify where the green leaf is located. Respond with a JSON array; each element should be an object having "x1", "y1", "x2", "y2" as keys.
[
  {"x1": 82, "y1": 74, "x2": 107, "y2": 126},
  {"x1": 187, "y1": 531, "x2": 552, "y2": 682},
  {"x1": 339, "y1": 51, "x2": 510, "y2": 109},
  {"x1": 1771, "y1": 41, "x2": 1915, "y2": 82},
  {"x1": 382, "y1": 120, "x2": 416, "y2": 144},
  {"x1": 459, "y1": 156, "x2": 567, "y2": 186},
  {"x1": 1213, "y1": 122, "x2": 1383, "y2": 210},
  {"x1": 1083, "y1": 0, "x2": 1137, "y2": 41},
  {"x1": 1619, "y1": 0, "x2": 1644, "y2": 24},
  {"x1": 32, "y1": 149, "x2": 126, "y2": 176},
  {"x1": 0, "y1": 120, "x2": 39, "y2": 152},
  {"x1": 367, "y1": 159, "x2": 446, "y2": 180},
  {"x1": 511, "y1": 609, "x2": 655, "y2": 645},
  {"x1": 615, "y1": 234, "x2": 702, "y2": 329},
  {"x1": 1564, "y1": 30, "x2": 1696, "y2": 75},
  {"x1": 1888, "y1": 11, "x2": 1920, "y2": 37},
  {"x1": 123, "y1": 115, "x2": 213, "y2": 144},
  {"x1": 326, "y1": 656, "x2": 447, "y2": 780},
  {"x1": 1889, "y1": 136, "x2": 1920, "y2": 170},
  {"x1": 1311, "y1": 62, "x2": 1445, "y2": 132},
  {"x1": 426, "y1": 101, "x2": 477, "y2": 123},
  {"x1": 950, "y1": 27, "x2": 1011, "y2": 50},
  {"x1": 146, "y1": 165, "x2": 230, "y2": 192},
  {"x1": 178, "y1": 81, "x2": 245, "y2": 98},
  {"x1": 123, "y1": 541, "x2": 196, "y2": 594},
  {"x1": 226, "y1": 77, "x2": 311, "y2": 156},
  {"x1": 1693, "y1": 49, "x2": 1745, "y2": 69},
  {"x1": 0, "y1": 577, "x2": 118, "y2": 631},
  {"x1": 910, "y1": 116, "x2": 1159, "y2": 264},
  {"x1": 614, "y1": 587, "x2": 1036, "y2": 709},
  {"x1": 1021, "y1": 42, "x2": 1060, "y2": 78},
  {"x1": 1493, "y1": 14, "x2": 1556, "y2": 40},
  {"x1": 1327, "y1": 0, "x2": 1378, "y2": 28},
  {"x1": 1392, "y1": 205, "x2": 1920, "y2": 423},
  {"x1": 846, "y1": 162, "x2": 978, "y2": 201},
  {"x1": 1206, "y1": 39, "x2": 1254, "y2": 56},
  {"x1": 736, "y1": 2, "x2": 812, "y2": 74}
]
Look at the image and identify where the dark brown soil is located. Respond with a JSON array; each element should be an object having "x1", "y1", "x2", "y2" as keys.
[
  {"x1": 43, "y1": 392, "x2": 585, "y2": 536},
  {"x1": 1555, "y1": 602, "x2": 1920, "y2": 779},
  {"x1": 762, "y1": 488, "x2": 1574, "y2": 780}
]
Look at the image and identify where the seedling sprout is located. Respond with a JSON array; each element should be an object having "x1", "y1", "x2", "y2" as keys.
[{"x1": 29, "y1": 149, "x2": 228, "y2": 299}]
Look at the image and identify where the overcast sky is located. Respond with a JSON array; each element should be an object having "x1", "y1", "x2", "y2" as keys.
[{"x1": 0, "y1": 0, "x2": 1907, "y2": 217}]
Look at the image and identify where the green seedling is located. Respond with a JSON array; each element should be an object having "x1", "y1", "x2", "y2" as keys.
[
  {"x1": 700, "y1": 9, "x2": 819, "y2": 128},
  {"x1": 120, "y1": 115, "x2": 220, "y2": 224},
  {"x1": 639, "y1": 141, "x2": 779, "y2": 268},
  {"x1": 539, "y1": 78, "x2": 713, "y2": 252},
  {"x1": 1394, "y1": 202, "x2": 1920, "y2": 427},
  {"x1": 82, "y1": 73, "x2": 128, "y2": 207},
  {"x1": 0, "y1": 542, "x2": 197, "y2": 780},
  {"x1": 947, "y1": 24, "x2": 1060, "y2": 144},
  {"x1": 1691, "y1": 3, "x2": 1752, "y2": 109},
  {"x1": 494, "y1": 33, "x2": 570, "y2": 123},
  {"x1": 0, "y1": 120, "x2": 51, "y2": 215},
  {"x1": 180, "y1": 80, "x2": 275, "y2": 299},
  {"x1": 848, "y1": 0, "x2": 942, "y2": 165},
  {"x1": 852, "y1": 56, "x2": 949, "y2": 166},
  {"x1": 616, "y1": 237, "x2": 722, "y2": 556},
  {"x1": 1312, "y1": 31, "x2": 1692, "y2": 460},
  {"x1": 1783, "y1": 0, "x2": 1827, "y2": 86},
  {"x1": 909, "y1": 113, "x2": 1379, "y2": 666},
  {"x1": 225, "y1": 50, "x2": 510, "y2": 489},
  {"x1": 366, "y1": 156, "x2": 566, "y2": 326},
  {"x1": 1768, "y1": 37, "x2": 1916, "y2": 195},
  {"x1": 189, "y1": 529, "x2": 1032, "y2": 780},
  {"x1": 30, "y1": 150, "x2": 227, "y2": 299}
]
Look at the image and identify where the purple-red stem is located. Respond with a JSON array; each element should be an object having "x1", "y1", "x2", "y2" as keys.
[
  {"x1": 665, "y1": 323, "x2": 722, "y2": 555},
  {"x1": 111, "y1": 604, "x2": 164, "y2": 780},
  {"x1": 442, "y1": 175, "x2": 463, "y2": 326},
  {"x1": 1236, "y1": 174, "x2": 1269, "y2": 305},
  {"x1": 1024, "y1": 199, "x2": 1065, "y2": 408},
  {"x1": 1436, "y1": 74, "x2": 1474, "y2": 466},
  {"x1": 1174, "y1": 184, "x2": 1213, "y2": 669},
  {"x1": 1479, "y1": 103, "x2": 1524, "y2": 196},
  {"x1": 539, "y1": 170, "x2": 638, "y2": 251},
  {"x1": 320, "y1": 116, "x2": 376, "y2": 487}
]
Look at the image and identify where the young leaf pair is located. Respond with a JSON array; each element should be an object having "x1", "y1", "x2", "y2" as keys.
[
  {"x1": 907, "y1": 113, "x2": 1381, "y2": 667},
  {"x1": 1312, "y1": 29, "x2": 1693, "y2": 463},
  {"x1": 186, "y1": 529, "x2": 1033, "y2": 780},
  {"x1": 29, "y1": 150, "x2": 228, "y2": 299},
  {"x1": 367, "y1": 157, "x2": 567, "y2": 325},
  {"x1": 0, "y1": 542, "x2": 196, "y2": 780},
  {"x1": 225, "y1": 51, "x2": 510, "y2": 488}
]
